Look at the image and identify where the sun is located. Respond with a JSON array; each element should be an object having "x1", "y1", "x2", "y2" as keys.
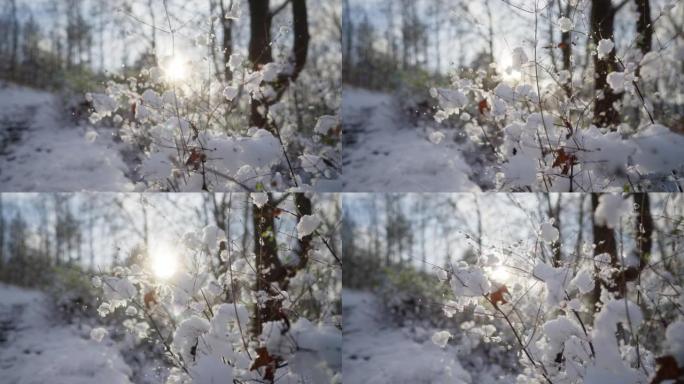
[
  {"x1": 497, "y1": 53, "x2": 523, "y2": 83},
  {"x1": 164, "y1": 55, "x2": 188, "y2": 83},
  {"x1": 149, "y1": 242, "x2": 179, "y2": 280}
]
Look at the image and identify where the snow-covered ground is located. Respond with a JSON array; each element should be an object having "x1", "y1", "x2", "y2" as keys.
[
  {"x1": 341, "y1": 87, "x2": 480, "y2": 192},
  {"x1": 0, "y1": 83, "x2": 135, "y2": 191},
  {"x1": 0, "y1": 283, "x2": 133, "y2": 384},
  {"x1": 343, "y1": 289, "x2": 473, "y2": 384}
]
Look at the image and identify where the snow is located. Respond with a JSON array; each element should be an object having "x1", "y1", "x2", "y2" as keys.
[
  {"x1": 173, "y1": 316, "x2": 212, "y2": 363},
  {"x1": 541, "y1": 316, "x2": 584, "y2": 361},
  {"x1": 342, "y1": 87, "x2": 479, "y2": 192},
  {"x1": 431, "y1": 330, "x2": 452, "y2": 348},
  {"x1": 632, "y1": 124, "x2": 684, "y2": 175},
  {"x1": 594, "y1": 194, "x2": 628, "y2": 229},
  {"x1": 297, "y1": 214, "x2": 321, "y2": 239},
  {"x1": 532, "y1": 262, "x2": 573, "y2": 307},
  {"x1": 493, "y1": 83, "x2": 515, "y2": 102},
  {"x1": 191, "y1": 355, "x2": 234, "y2": 384},
  {"x1": 511, "y1": 48, "x2": 529, "y2": 69},
  {"x1": 102, "y1": 276, "x2": 137, "y2": 303},
  {"x1": 431, "y1": 87, "x2": 468, "y2": 113},
  {"x1": 638, "y1": 51, "x2": 661, "y2": 81},
  {"x1": 606, "y1": 71, "x2": 626, "y2": 93},
  {"x1": 558, "y1": 17, "x2": 574, "y2": 33},
  {"x1": 314, "y1": 115, "x2": 339, "y2": 135},
  {"x1": 587, "y1": 299, "x2": 646, "y2": 384},
  {"x1": 597, "y1": 39, "x2": 614, "y2": 60},
  {"x1": 0, "y1": 284, "x2": 133, "y2": 384},
  {"x1": 429, "y1": 131, "x2": 446, "y2": 144},
  {"x1": 540, "y1": 221, "x2": 559, "y2": 243},
  {"x1": 558, "y1": 70, "x2": 571, "y2": 83},
  {"x1": 142, "y1": 128, "x2": 283, "y2": 191},
  {"x1": 252, "y1": 192, "x2": 269, "y2": 208},
  {"x1": 228, "y1": 54, "x2": 244, "y2": 70},
  {"x1": 90, "y1": 327, "x2": 108, "y2": 342},
  {"x1": 343, "y1": 290, "x2": 473, "y2": 384},
  {"x1": 450, "y1": 265, "x2": 491, "y2": 297},
  {"x1": 570, "y1": 267, "x2": 595, "y2": 294},
  {"x1": 0, "y1": 83, "x2": 135, "y2": 191},
  {"x1": 666, "y1": 320, "x2": 684, "y2": 365},
  {"x1": 263, "y1": 318, "x2": 342, "y2": 382},
  {"x1": 222, "y1": 86, "x2": 239, "y2": 101}
]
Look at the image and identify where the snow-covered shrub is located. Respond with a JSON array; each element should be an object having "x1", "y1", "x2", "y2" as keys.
[
  {"x1": 86, "y1": 8, "x2": 339, "y2": 192},
  {"x1": 432, "y1": 194, "x2": 683, "y2": 383},
  {"x1": 430, "y1": 3, "x2": 684, "y2": 192},
  {"x1": 93, "y1": 193, "x2": 341, "y2": 383}
]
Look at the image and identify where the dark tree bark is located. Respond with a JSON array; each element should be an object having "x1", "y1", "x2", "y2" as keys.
[
  {"x1": 342, "y1": 0, "x2": 353, "y2": 78},
  {"x1": 591, "y1": 0, "x2": 621, "y2": 128},
  {"x1": 590, "y1": 193, "x2": 652, "y2": 300},
  {"x1": 548, "y1": 195, "x2": 562, "y2": 266},
  {"x1": 251, "y1": 194, "x2": 282, "y2": 336},
  {"x1": 634, "y1": 0, "x2": 653, "y2": 88},
  {"x1": 219, "y1": 0, "x2": 235, "y2": 81},
  {"x1": 591, "y1": 193, "x2": 617, "y2": 311},
  {"x1": 248, "y1": 0, "x2": 273, "y2": 130},
  {"x1": 600, "y1": 194, "x2": 652, "y2": 305},
  {"x1": 250, "y1": 193, "x2": 313, "y2": 382},
  {"x1": 633, "y1": 193, "x2": 653, "y2": 261},
  {"x1": 0, "y1": 196, "x2": 4, "y2": 272},
  {"x1": 635, "y1": 0, "x2": 652, "y2": 55},
  {"x1": 558, "y1": 0, "x2": 572, "y2": 95},
  {"x1": 8, "y1": 0, "x2": 19, "y2": 77},
  {"x1": 293, "y1": 193, "x2": 313, "y2": 271},
  {"x1": 248, "y1": 0, "x2": 310, "y2": 134},
  {"x1": 290, "y1": 0, "x2": 310, "y2": 82}
]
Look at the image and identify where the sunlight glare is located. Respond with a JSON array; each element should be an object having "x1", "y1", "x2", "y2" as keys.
[
  {"x1": 497, "y1": 54, "x2": 522, "y2": 82},
  {"x1": 164, "y1": 55, "x2": 188, "y2": 82},
  {"x1": 149, "y1": 242, "x2": 178, "y2": 280}
]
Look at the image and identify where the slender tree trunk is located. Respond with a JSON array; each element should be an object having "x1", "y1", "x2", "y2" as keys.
[
  {"x1": 248, "y1": 0, "x2": 273, "y2": 130},
  {"x1": 9, "y1": 0, "x2": 19, "y2": 77},
  {"x1": 485, "y1": 0, "x2": 495, "y2": 65},
  {"x1": 591, "y1": 193, "x2": 617, "y2": 312},
  {"x1": 560, "y1": 1, "x2": 572, "y2": 95},
  {"x1": 147, "y1": 0, "x2": 157, "y2": 55},
  {"x1": 635, "y1": 0, "x2": 652, "y2": 55},
  {"x1": 591, "y1": 0, "x2": 620, "y2": 129},
  {"x1": 0, "y1": 196, "x2": 4, "y2": 272},
  {"x1": 219, "y1": 0, "x2": 235, "y2": 81},
  {"x1": 251, "y1": 194, "x2": 280, "y2": 337},
  {"x1": 575, "y1": 194, "x2": 585, "y2": 269},
  {"x1": 622, "y1": 193, "x2": 653, "y2": 293},
  {"x1": 549, "y1": 195, "x2": 562, "y2": 266},
  {"x1": 548, "y1": 4, "x2": 558, "y2": 73}
]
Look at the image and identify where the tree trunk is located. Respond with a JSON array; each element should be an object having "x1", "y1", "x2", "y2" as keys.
[
  {"x1": 591, "y1": 193, "x2": 617, "y2": 311},
  {"x1": 620, "y1": 193, "x2": 653, "y2": 294},
  {"x1": 591, "y1": 0, "x2": 620, "y2": 129},
  {"x1": 251, "y1": 193, "x2": 281, "y2": 337},
  {"x1": 0, "y1": 196, "x2": 4, "y2": 272},
  {"x1": 248, "y1": 0, "x2": 309, "y2": 134},
  {"x1": 220, "y1": 0, "x2": 235, "y2": 81},
  {"x1": 9, "y1": 0, "x2": 19, "y2": 77},
  {"x1": 248, "y1": 0, "x2": 273, "y2": 130},
  {"x1": 560, "y1": 1, "x2": 572, "y2": 95},
  {"x1": 635, "y1": 0, "x2": 652, "y2": 55}
]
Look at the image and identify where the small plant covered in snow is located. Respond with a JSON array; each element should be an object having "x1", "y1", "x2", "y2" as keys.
[
  {"x1": 93, "y1": 193, "x2": 341, "y2": 383},
  {"x1": 432, "y1": 193, "x2": 684, "y2": 383},
  {"x1": 430, "y1": 1, "x2": 684, "y2": 192},
  {"x1": 86, "y1": 3, "x2": 339, "y2": 192}
]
